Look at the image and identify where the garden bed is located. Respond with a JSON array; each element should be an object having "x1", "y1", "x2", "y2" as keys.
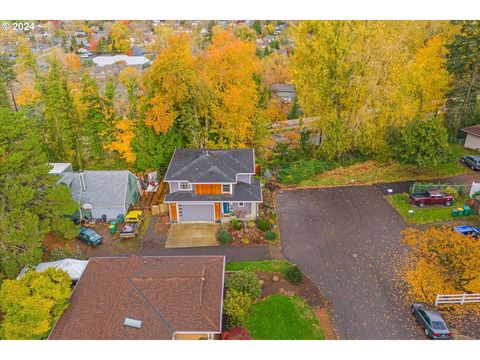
[
  {"x1": 219, "y1": 187, "x2": 280, "y2": 246},
  {"x1": 386, "y1": 193, "x2": 473, "y2": 224}
]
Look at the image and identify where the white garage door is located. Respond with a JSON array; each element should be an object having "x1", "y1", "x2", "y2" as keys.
[{"x1": 178, "y1": 204, "x2": 214, "y2": 222}]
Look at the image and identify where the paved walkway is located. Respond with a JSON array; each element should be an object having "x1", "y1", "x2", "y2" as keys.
[{"x1": 139, "y1": 245, "x2": 271, "y2": 262}]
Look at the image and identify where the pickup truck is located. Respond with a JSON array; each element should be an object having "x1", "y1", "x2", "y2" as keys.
[
  {"x1": 409, "y1": 190, "x2": 454, "y2": 208},
  {"x1": 119, "y1": 210, "x2": 144, "y2": 238}
]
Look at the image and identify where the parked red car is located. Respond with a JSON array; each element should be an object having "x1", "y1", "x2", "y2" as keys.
[{"x1": 409, "y1": 190, "x2": 454, "y2": 208}]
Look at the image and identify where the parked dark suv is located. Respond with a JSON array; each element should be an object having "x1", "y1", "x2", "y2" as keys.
[{"x1": 461, "y1": 155, "x2": 480, "y2": 170}]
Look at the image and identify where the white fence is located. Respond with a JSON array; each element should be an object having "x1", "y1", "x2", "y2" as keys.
[
  {"x1": 435, "y1": 293, "x2": 480, "y2": 306},
  {"x1": 470, "y1": 181, "x2": 480, "y2": 198}
]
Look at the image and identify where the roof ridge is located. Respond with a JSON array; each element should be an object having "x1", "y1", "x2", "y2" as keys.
[{"x1": 128, "y1": 278, "x2": 176, "y2": 334}]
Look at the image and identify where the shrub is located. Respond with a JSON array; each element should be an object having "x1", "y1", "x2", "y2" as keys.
[
  {"x1": 223, "y1": 289, "x2": 252, "y2": 328},
  {"x1": 285, "y1": 265, "x2": 304, "y2": 285},
  {"x1": 225, "y1": 271, "x2": 262, "y2": 299},
  {"x1": 230, "y1": 219, "x2": 244, "y2": 231},
  {"x1": 256, "y1": 219, "x2": 271, "y2": 231},
  {"x1": 443, "y1": 186, "x2": 459, "y2": 198},
  {"x1": 0, "y1": 268, "x2": 72, "y2": 339},
  {"x1": 218, "y1": 229, "x2": 233, "y2": 244},
  {"x1": 278, "y1": 159, "x2": 336, "y2": 184},
  {"x1": 267, "y1": 209, "x2": 276, "y2": 219},
  {"x1": 264, "y1": 230, "x2": 277, "y2": 241}
]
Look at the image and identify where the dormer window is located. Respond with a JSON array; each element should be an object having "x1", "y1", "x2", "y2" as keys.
[
  {"x1": 222, "y1": 184, "x2": 232, "y2": 194},
  {"x1": 179, "y1": 182, "x2": 192, "y2": 191}
]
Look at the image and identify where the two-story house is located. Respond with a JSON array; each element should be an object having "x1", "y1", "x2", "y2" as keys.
[{"x1": 164, "y1": 149, "x2": 262, "y2": 223}]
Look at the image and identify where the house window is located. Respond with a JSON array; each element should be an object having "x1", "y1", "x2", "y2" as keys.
[
  {"x1": 222, "y1": 184, "x2": 231, "y2": 194},
  {"x1": 179, "y1": 182, "x2": 191, "y2": 191},
  {"x1": 238, "y1": 202, "x2": 244, "y2": 207}
]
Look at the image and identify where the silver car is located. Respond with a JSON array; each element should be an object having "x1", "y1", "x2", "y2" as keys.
[{"x1": 411, "y1": 303, "x2": 451, "y2": 340}]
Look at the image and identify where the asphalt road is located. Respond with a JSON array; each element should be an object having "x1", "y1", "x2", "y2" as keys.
[
  {"x1": 140, "y1": 245, "x2": 272, "y2": 262},
  {"x1": 276, "y1": 186, "x2": 423, "y2": 339}
]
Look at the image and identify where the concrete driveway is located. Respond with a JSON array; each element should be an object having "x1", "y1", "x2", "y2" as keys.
[
  {"x1": 166, "y1": 223, "x2": 220, "y2": 248},
  {"x1": 276, "y1": 186, "x2": 423, "y2": 339}
]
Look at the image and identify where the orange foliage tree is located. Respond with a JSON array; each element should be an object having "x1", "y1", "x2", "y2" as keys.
[
  {"x1": 105, "y1": 119, "x2": 136, "y2": 164},
  {"x1": 402, "y1": 226, "x2": 480, "y2": 303},
  {"x1": 64, "y1": 53, "x2": 81, "y2": 71}
]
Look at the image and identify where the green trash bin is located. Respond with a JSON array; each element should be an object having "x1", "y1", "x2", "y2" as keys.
[
  {"x1": 108, "y1": 220, "x2": 118, "y2": 234},
  {"x1": 463, "y1": 205, "x2": 471, "y2": 216},
  {"x1": 457, "y1": 207, "x2": 464, "y2": 217},
  {"x1": 451, "y1": 208, "x2": 458, "y2": 217}
]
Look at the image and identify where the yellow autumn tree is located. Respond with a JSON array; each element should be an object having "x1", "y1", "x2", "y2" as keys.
[
  {"x1": 262, "y1": 52, "x2": 292, "y2": 86},
  {"x1": 105, "y1": 119, "x2": 136, "y2": 164},
  {"x1": 108, "y1": 23, "x2": 131, "y2": 53},
  {"x1": 290, "y1": 20, "x2": 457, "y2": 159},
  {"x1": 402, "y1": 227, "x2": 480, "y2": 303},
  {"x1": 201, "y1": 30, "x2": 261, "y2": 148}
]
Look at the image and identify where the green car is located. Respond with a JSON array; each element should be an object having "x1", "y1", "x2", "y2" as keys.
[{"x1": 77, "y1": 227, "x2": 103, "y2": 246}]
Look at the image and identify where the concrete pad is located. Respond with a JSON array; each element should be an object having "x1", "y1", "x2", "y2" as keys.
[{"x1": 166, "y1": 223, "x2": 220, "y2": 248}]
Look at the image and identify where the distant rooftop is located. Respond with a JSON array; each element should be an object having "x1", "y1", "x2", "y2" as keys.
[
  {"x1": 49, "y1": 162, "x2": 72, "y2": 175},
  {"x1": 92, "y1": 55, "x2": 151, "y2": 67}
]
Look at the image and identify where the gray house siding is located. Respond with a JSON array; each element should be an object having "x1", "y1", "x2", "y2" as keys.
[
  {"x1": 230, "y1": 202, "x2": 252, "y2": 215},
  {"x1": 237, "y1": 174, "x2": 250, "y2": 184},
  {"x1": 90, "y1": 206, "x2": 126, "y2": 219},
  {"x1": 465, "y1": 133, "x2": 480, "y2": 149},
  {"x1": 169, "y1": 181, "x2": 180, "y2": 193}
]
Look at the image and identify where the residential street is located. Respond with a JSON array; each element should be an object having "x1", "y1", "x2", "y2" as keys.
[{"x1": 276, "y1": 186, "x2": 424, "y2": 339}]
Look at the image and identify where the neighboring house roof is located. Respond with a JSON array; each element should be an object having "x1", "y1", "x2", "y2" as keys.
[
  {"x1": 164, "y1": 177, "x2": 262, "y2": 203},
  {"x1": 59, "y1": 170, "x2": 138, "y2": 208},
  {"x1": 92, "y1": 55, "x2": 151, "y2": 67},
  {"x1": 270, "y1": 83, "x2": 295, "y2": 93},
  {"x1": 165, "y1": 149, "x2": 255, "y2": 183},
  {"x1": 49, "y1": 162, "x2": 72, "y2": 175},
  {"x1": 461, "y1": 124, "x2": 480, "y2": 137},
  {"x1": 17, "y1": 259, "x2": 89, "y2": 282},
  {"x1": 48, "y1": 255, "x2": 225, "y2": 340}
]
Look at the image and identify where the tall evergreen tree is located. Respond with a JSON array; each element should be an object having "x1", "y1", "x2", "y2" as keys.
[
  {"x1": 41, "y1": 58, "x2": 83, "y2": 168},
  {"x1": 0, "y1": 107, "x2": 79, "y2": 281}
]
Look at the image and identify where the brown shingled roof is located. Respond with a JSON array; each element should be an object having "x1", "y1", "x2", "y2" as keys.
[
  {"x1": 49, "y1": 255, "x2": 225, "y2": 340},
  {"x1": 461, "y1": 124, "x2": 480, "y2": 137}
]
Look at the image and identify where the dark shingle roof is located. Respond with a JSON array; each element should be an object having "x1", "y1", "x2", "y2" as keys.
[
  {"x1": 59, "y1": 171, "x2": 137, "y2": 208},
  {"x1": 49, "y1": 255, "x2": 225, "y2": 340},
  {"x1": 164, "y1": 178, "x2": 262, "y2": 203},
  {"x1": 461, "y1": 124, "x2": 480, "y2": 137},
  {"x1": 165, "y1": 149, "x2": 255, "y2": 183}
]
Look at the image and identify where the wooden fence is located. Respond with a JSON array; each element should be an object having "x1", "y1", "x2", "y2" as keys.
[{"x1": 435, "y1": 293, "x2": 480, "y2": 306}]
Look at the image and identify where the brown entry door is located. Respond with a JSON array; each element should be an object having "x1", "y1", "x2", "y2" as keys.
[
  {"x1": 170, "y1": 203, "x2": 177, "y2": 222},
  {"x1": 214, "y1": 203, "x2": 221, "y2": 220}
]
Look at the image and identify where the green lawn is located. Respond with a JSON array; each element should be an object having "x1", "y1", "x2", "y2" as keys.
[
  {"x1": 285, "y1": 144, "x2": 470, "y2": 187},
  {"x1": 244, "y1": 294, "x2": 325, "y2": 340},
  {"x1": 225, "y1": 260, "x2": 292, "y2": 274},
  {"x1": 386, "y1": 193, "x2": 471, "y2": 224}
]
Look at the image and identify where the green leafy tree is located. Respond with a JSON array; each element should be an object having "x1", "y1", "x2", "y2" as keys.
[
  {"x1": 446, "y1": 20, "x2": 480, "y2": 131},
  {"x1": 0, "y1": 268, "x2": 71, "y2": 339},
  {"x1": 0, "y1": 107, "x2": 79, "y2": 281},
  {"x1": 389, "y1": 117, "x2": 449, "y2": 169}
]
